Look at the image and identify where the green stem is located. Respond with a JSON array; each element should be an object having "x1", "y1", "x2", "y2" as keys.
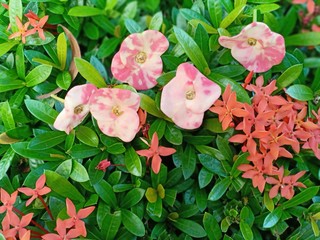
[{"x1": 253, "y1": 9, "x2": 258, "y2": 22}]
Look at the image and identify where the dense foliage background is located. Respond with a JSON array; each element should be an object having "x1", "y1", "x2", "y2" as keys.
[{"x1": 1, "y1": 0, "x2": 320, "y2": 239}]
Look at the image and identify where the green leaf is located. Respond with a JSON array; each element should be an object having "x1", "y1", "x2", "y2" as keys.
[
  {"x1": 0, "y1": 148, "x2": 15, "y2": 181},
  {"x1": 171, "y1": 218, "x2": 207, "y2": 238},
  {"x1": 94, "y1": 180, "x2": 117, "y2": 207},
  {"x1": 68, "y1": 6, "x2": 105, "y2": 17},
  {"x1": 75, "y1": 58, "x2": 107, "y2": 88},
  {"x1": 138, "y1": 93, "x2": 170, "y2": 120},
  {"x1": 208, "y1": 177, "x2": 231, "y2": 201},
  {"x1": 255, "y1": 3, "x2": 280, "y2": 13},
  {"x1": 182, "y1": 145, "x2": 196, "y2": 179},
  {"x1": 216, "y1": 136, "x2": 233, "y2": 162},
  {"x1": 198, "y1": 168, "x2": 214, "y2": 188},
  {"x1": 57, "y1": 33, "x2": 67, "y2": 70},
  {"x1": 0, "y1": 79, "x2": 25, "y2": 93},
  {"x1": 0, "y1": 41, "x2": 19, "y2": 58},
  {"x1": 282, "y1": 186, "x2": 319, "y2": 210},
  {"x1": 203, "y1": 212, "x2": 222, "y2": 240},
  {"x1": 125, "y1": 147, "x2": 142, "y2": 177},
  {"x1": 0, "y1": 101, "x2": 15, "y2": 130},
  {"x1": 285, "y1": 32, "x2": 320, "y2": 46},
  {"x1": 102, "y1": 211, "x2": 122, "y2": 240},
  {"x1": 25, "y1": 32, "x2": 55, "y2": 46},
  {"x1": 45, "y1": 170, "x2": 85, "y2": 202},
  {"x1": 164, "y1": 123, "x2": 183, "y2": 145},
  {"x1": 173, "y1": 26, "x2": 209, "y2": 74},
  {"x1": 16, "y1": 44, "x2": 25, "y2": 79},
  {"x1": 164, "y1": 188, "x2": 177, "y2": 206},
  {"x1": 180, "y1": 8, "x2": 212, "y2": 25},
  {"x1": 24, "y1": 99, "x2": 58, "y2": 125},
  {"x1": 121, "y1": 188, "x2": 146, "y2": 208},
  {"x1": 207, "y1": 0, "x2": 222, "y2": 28},
  {"x1": 240, "y1": 221, "x2": 253, "y2": 240},
  {"x1": 219, "y1": 5, "x2": 245, "y2": 29},
  {"x1": 124, "y1": 19, "x2": 142, "y2": 33},
  {"x1": 230, "y1": 152, "x2": 249, "y2": 177},
  {"x1": 97, "y1": 38, "x2": 121, "y2": 59},
  {"x1": 11, "y1": 142, "x2": 66, "y2": 161},
  {"x1": 28, "y1": 131, "x2": 66, "y2": 150},
  {"x1": 286, "y1": 84, "x2": 314, "y2": 101},
  {"x1": 263, "y1": 207, "x2": 283, "y2": 228},
  {"x1": 149, "y1": 11, "x2": 163, "y2": 30},
  {"x1": 121, "y1": 209, "x2": 145, "y2": 237},
  {"x1": 9, "y1": 0, "x2": 22, "y2": 31},
  {"x1": 276, "y1": 64, "x2": 303, "y2": 91},
  {"x1": 149, "y1": 119, "x2": 166, "y2": 140},
  {"x1": 70, "y1": 159, "x2": 90, "y2": 182},
  {"x1": 56, "y1": 71, "x2": 72, "y2": 90},
  {"x1": 75, "y1": 126, "x2": 99, "y2": 147},
  {"x1": 264, "y1": 191, "x2": 274, "y2": 212},
  {"x1": 69, "y1": 144, "x2": 101, "y2": 159},
  {"x1": 198, "y1": 154, "x2": 227, "y2": 177},
  {"x1": 25, "y1": 65, "x2": 52, "y2": 87}
]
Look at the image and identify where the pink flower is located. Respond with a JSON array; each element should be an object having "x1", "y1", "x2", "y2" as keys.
[
  {"x1": 160, "y1": 63, "x2": 221, "y2": 129},
  {"x1": 8, "y1": 16, "x2": 33, "y2": 43},
  {"x1": 54, "y1": 84, "x2": 97, "y2": 134},
  {"x1": 111, "y1": 30, "x2": 169, "y2": 90},
  {"x1": 96, "y1": 159, "x2": 111, "y2": 171},
  {"x1": 42, "y1": 218, "x2": 80, "y2": 240},
  {"x1": 218, "y1": 22, "x2": 285, "y2": 73},
  {"x1": 292, "y1": 0, "x2": 315, "y2": 14},
  {"x1": 89, "y1": 88, "x2": 140, "y2": 142}
]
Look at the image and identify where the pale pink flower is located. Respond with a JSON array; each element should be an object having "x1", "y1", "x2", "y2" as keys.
[
  {"x1": 160, "y1": 63, "x2": 221, "y2": 129},
  {"x1": 89, "y1": 88, "x2": 140, "y2": 142},
  {"x1": 54, "y1": 84, "x2": 97, "y2": 134},
  {"x1": 218, "y1": 22, "x2": 285, "y2": 73},
  {"x1": 111, "y1": 30, "x2": 169, "y2": 90}
]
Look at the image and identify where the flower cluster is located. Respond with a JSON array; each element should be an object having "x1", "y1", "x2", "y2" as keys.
[
  {"x1": 211, "y1": 77, "x2": 320, "y2": 199},
  {"x1": 0, "y1": 175, "x2": 95, "y2": 240},
  {"x1": 7, "y1": 10, "x2": 49, "y2": 43}
]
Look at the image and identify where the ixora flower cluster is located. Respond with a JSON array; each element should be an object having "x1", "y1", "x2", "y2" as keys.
[{"x1": 0, "y1": 175, "x2": 95, "y2": 239}]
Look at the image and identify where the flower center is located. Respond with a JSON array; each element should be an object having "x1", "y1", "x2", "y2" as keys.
[
  {"x1": 186, "y1": 90, "x2": 196, "y2": 100},
  {"x1": 112, "y1": 106, "x2": 123, "y2": 116},
  {"x1": 135, "y1": 52, "x2": 147, "y2": 64},
  {"x1": 74, "y1": 104, "x2": 84, "y2": 114},
  {"x1": 247, "y1": 38, "x2": 257, "y2": 46}
]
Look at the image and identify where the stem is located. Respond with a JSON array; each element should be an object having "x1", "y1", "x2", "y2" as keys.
[
  {"x1": 38, "y1": 195, "x2": 54, "y2": 220},
  {"x1": 253, "y1": 9, "x2": 257, "y2": 22},
  {"x1": 13, "y1": 207, "x2": 49, "y2": 234},
  {"x1": 50, "y1": 94, "x2": 65, "y2": 103}
]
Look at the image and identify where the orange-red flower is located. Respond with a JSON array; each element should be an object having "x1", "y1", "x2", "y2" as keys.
[
  {"x1": 137, "y1": 132, "x2": 176, "y2": 174},
  {"x1": 42, "y1": 218, "x2": 80, "y2": 240},
  {"x1": 8, "y1": 17, "x2": 33, "y2": 43}
]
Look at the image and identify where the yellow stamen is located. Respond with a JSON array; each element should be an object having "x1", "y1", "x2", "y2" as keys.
[
  {"x1": 135, "y1": 52, "x2": 147, "y2": 64},
  {"x1": 74, "y1": 104, "x2": 84, "y2": 114},
  {"x1": 186, "y1": 90, "x2": 196, "y2": 100},
  {"x1": 247, "y1": 38, "x2": 257, "y2": 46},
  {"x1": 112, "y1": 106, "x2": 123, "y2": 116}
]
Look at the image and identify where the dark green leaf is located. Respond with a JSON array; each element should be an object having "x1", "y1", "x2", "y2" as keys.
[
  {"x1": 94, "y1": 180, "x2": 117, "y2": 207},
  {"x1": 69, "y1": 144, "x2": 101, "y2": 158},
  {"x1": 121, "y1": 209, "x2": 145, "y2": 237},
  {"x1": 240, "y1": 221, "x2": 253, "y2": 240},
  {"x1": 282, "y1": 186, "x2": 319, "y2": 210},
  {"x1": 276, "y1": 64, "x2": 303, "y2": 91},
  {"x1": 28, "y1": 131, "x2": 66, "y2": 150},
  {"x1": 198, "y1": 154, "x2": 227, "y2": 177},
  {"x1": 149, "y1": 119, "x2": 166, "y2": 140},
  {"x1": 120, "y1": 188, "x2": 145, "y2": 208},
  {"x1": 203, "y1": 212, "x2": 222, "y2": 240},
  {"x1": 164, "y1": 123, "x2": 183, "y2": 145},
  {"x1": 263, "y1": 208, "x2": 283, "y2": 228},
  {"x1": 24, "y1": 99, "x2": 58, "y2": 125},
  {"x1": 198, "y1": 167, "x2": 214, "y2": 188},
  {"x1": 16, "y1": 44, "x2": 25, "y2": 79},
  {"x1": 125, "y1": 147, "x2": 142, "y2": 177},
  {"x1": 102, "y1": 211, "x2": 122, "y2": 240},
  {"x1": 182, "y1": 145, "x2": 196, "y2": 179},
  {"x1": 208, "y1": 177, "x2": 231, "y2": 201},
  {"x1": 207, "y1": 0, "x2": 222, "y2": 28},
  {"x1": 171, "y1": 218, "x2": 207, "y2": 238},
  {"x1": 0, "y1": 79, "x2": 25, "y2": 93}
]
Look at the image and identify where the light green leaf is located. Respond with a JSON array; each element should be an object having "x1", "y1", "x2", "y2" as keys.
[
  {"x1": 138, "y1": 93, "x2": 170, "y2": 120},
  {"x1": 276, "y1": 64, "x2": 303, "y2": 90},
  {"x1": 68, "y1": 6, "x2": 105, "y2": 17},
  {"x1": 16, "y1": 44, "x2": 25, "y2": 79},
  {"x1": 24, "y1": 99, "x2": 58, "y2": 125},
  {"x1": 219, "y1": 5, "x2": 245, "y2": 29},
  {"x1": 149, "y1": 11, "x2": 163, "y2": 30},
  {"x1": 9, "y1": 0, "x2": 22, "y2": 31},
  {"x1": 70, "y1": 159, "x2": 90, "y2": 182},
  {"x1": 57, "y1": 33, "x2": 67, "y2": 70},
  {"x1": 282, "y1": 186, "x2": 319, "y2": 210},
  {"x1": 286, "y1": 84, "x2": 314, "y2": 101},
  {"x1": 0, "y1": 41, "x2": 19, "y2": 58},
  {"x1": 0, "y1": 148, "x2": 15, "y2": 181},
  {"x1": 207, "y1": 0, "x2": 222, "y2": 28},
  {"x1": 25, "y1": 65, "x2": 52, "y2": 87},
  {"x1": 75, "y1": 126, "x2": 99, "y2": 147},
  {"x1": 124, "y1": 19, "x2": 142, "y2": 33},
  {"x1": 125, "y1": 147, "x2": 142, "y2": 177},
  {"x1": 75, "y1": 58, "x2": 107, "y2": 88},
  {"x1": 0, "y1": 101, "x2": 15, "y2": 130},
  {"x1": 121, "y1": 209, "x2": 145, "y2": 237},
  {"x1": 285, "y1": 32, "x2": 320, "y2": 46}
]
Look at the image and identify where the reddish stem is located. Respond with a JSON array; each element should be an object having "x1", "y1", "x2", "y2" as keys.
[
  {"x1": 13, "y1": 207, "x2": 49, "y2": 234},
  {"x1": 38, "y1": 195, "x2": 54, "y2": 220}
]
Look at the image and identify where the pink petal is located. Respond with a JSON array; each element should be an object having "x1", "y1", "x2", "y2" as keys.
[
  {"x1": 77, "y1": 206, "x2": 95, "y2": 219},
  {"x1": 41, "y1": 234, "x2": 62, "y2": 240},
  {"x1": 150, "y1": 132, "x2": 159, "y2": 151},
  {"x1": 219, "y1": 22, "x2": 285, "y2": 73},
  {"x1": 20, "y1": 213, "x2": 33, "y2": 227},
  {"x1": 18, "y1": 187, "x2": 34, "y2": 196},
  {"x1": 136, "y1": 149, "x2": 154, "y2": 158},
  {"x1": 141, "y1": 30, "x2": 169, "y2": 54},
  {"x1": 25, "y1": 196, "x2": 36, "y2": 207},
  {"x1": 158, "y1": 146, "x2": 176, "y2": 156},
  {"x1": 64, "y1": 84, "x2": 97, "y2": 110},
  {"x1": 36, "y1": 174, "x2": 46, "y2": 189},
  {"x1": 269, "y1": 185, "x2": 280, "y2": 199},
  {"x1": 37, "y1": 186, "x2": 51, "y2": 196},
  {"x1": 152, "y1": 154, "x2": 162, "y2": 174},
  {"x1": 66, "y1": 198, "x2": 77, "y2": 218}
]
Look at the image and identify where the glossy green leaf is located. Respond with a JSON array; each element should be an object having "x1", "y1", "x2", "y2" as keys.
[
  {"x1": 219, "y1": 5, "x2": 245, "y2": 29},
  {"x1": 207, "y1": 0, "x2": 222, "y2": 28},
  {"x1": 164, "y1": 123, "x2": 183, "y2": 145},
  {"x1": 121, "y1": 209, "x2": 145, "y2": 237},
  {"x1": 0, "y1": 41, "x2": 19, "y2": 58},
  {"x1": 68, "y1": 6, "x2": 105, "y2": 16},
  {"x1": 164, "y1": 188, "x2": 177, "y2": 206},
  {"x1": 148, "y1": 119, "x2": 166, "y2": 140},
  {"x1": 264, "y1": 192, "x2": 274, "y2": 212},
  {"x1": 255, "y1": 3, "x2": 280, "y2": 13},
  {"x1": 124, "y1": 19, "x2": 142, "y2": 33},
  {"x1": 240, "y1": 221, "x2": 253, "y2": 240},
  {"x1": 276, "y1": 64, "x2": 303, "y2": 91},
  {"x1": 282, "y1": 186, "x2": 319, "y2": 210},
  {"x1": 69, "y1": 144, "x2": 100, "y2": 159},
  {"x1": 124, "y1": 147, "x2": 142, "y2": 177},
  {"x1": 149, "y1": 11, "x2": 163, "y2": 30},
  {"x1": 286, "y1": 84, "x2": 314, "y2": 101},
  {"x1": 45, "y1": 170, "x2": 85, "y2": 202},
  {"x1": 203, "y1": 212, "x2": 222, "y2": 240},
  {"x1": 102, "y1": 211, "x2": 122, "y2": 240},
  {"x1": 285, "y1": 32, "x2": 320, "y2": 46},
  {"x1": 180, "y1": 8, "x2": 212, "y2": 25},
  {"x1": 28, "y1": 131, "x2": 66, "y2": 150},
  {"x1": 198, "y1": 167, "x2": 214, "y2": 188},
  {"x1": 94, "y1": 180, "x2": 117, "y2": 207},
  {"x1": 120, "y1": 188, "x2": 145, "y2": 208},
  {"x1": 75, "y1": 58, "x2": 107, "y2": 88},
  {"x1": 0, "y1": 79, "x2": 25, "y2": 93},
  {"x1": 0, "y1": 148, "x2": 15, "y2": 181},
  {"x1": 16, "y1": 44, "x2": 25, "y2": 79},
  {"x1": 75, "y1": 126, "x2": 99, "y2": 147},
  {"x1": 11, "y1": 142, "x2": 66, "y2": 161},
  {"x1": 70, "y1": 159, "x2": 90, "y2": 182},
  {"x1": 0, "y1": 101, "x2": 15, "y2": 130},
  {"x1": 25, "y1": 99, "x2": 58, "y2": 125},
  {"x1": 263, "y1": 207, "x2": 283, "y2": 228},
  {"x1": 173, "y1": 26, "x2": 209, "y2": 74},
  {"x1": 57, "y1": 33, "x2": 67, "y2": 70},
  {"x1": 171, "y1": 218, "x2": 207, "y2": 238},
  {"x1": 208, "y1": 177, "x2": 231, "y2": 201},
  {"x1": 138, "y1": 93, "x2": 170, "y2": 120},
  {"x1": 198, "y1": 154, "x2": 227, "y2": 177},
  {"x1": 25, "y1": 65, "x2": 52, "y2": 87},
  {"x1": 182, "y1": 144, "x2": 196, "y2": 179},
  {"x1": 56, "y1": 71, "x2": 72, "y2": 90}
]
